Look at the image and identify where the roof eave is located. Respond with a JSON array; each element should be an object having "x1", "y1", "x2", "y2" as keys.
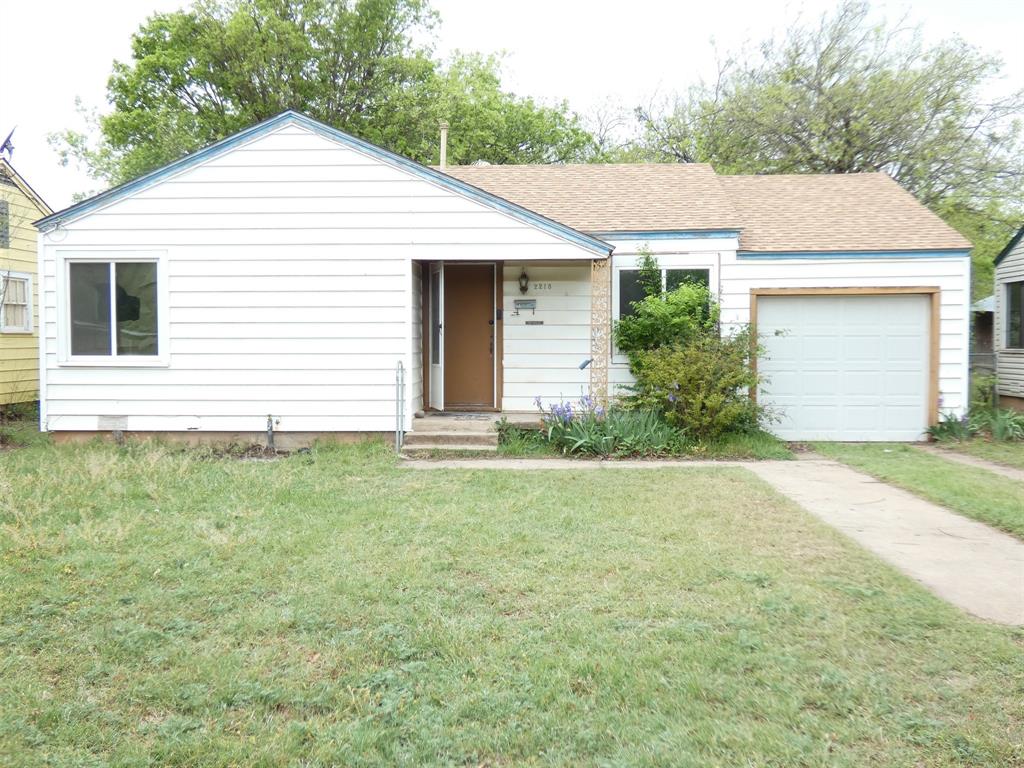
[
  {"x1": 34, "y1": 111, "x2": 612, "y2": 258},
  {"x1": 1, "y1": 158, "x2": 52, "y2": 216},
  {"x1": 737, "y1": 248, "x2": 972, "y2": 260},
  {"x1": 588, "y1": 229, "x2": 741, "y2": 240}
]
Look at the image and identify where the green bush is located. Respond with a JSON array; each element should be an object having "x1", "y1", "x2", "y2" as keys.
[
  {"x1": 610, "y1": 253, "x2": 769, "y2": 442},
  {"x1": 930, "y1": 406, "x2": 1024, "y2": 442},
  {"x1": 970, "y1": 408, "x2": 1024, "y2": 441},
  {"x1": 537, "y1": 397, "x2": 686, "y2": 456},
  {"x1": 495, "y1": 419, "x2": 550, "y2": 456},
  {"x1": 970, "y1": 374, "x2": 998, "y2": 410},
  {"x1": 927, "y1": 412, "x2": 975, "y2": 442},
  {"x1": 614, "y1": 281, "x2": 718, "y2": 356},
  {"x1": 628, "y1": 331, "x2": 764, "y2": 441}
]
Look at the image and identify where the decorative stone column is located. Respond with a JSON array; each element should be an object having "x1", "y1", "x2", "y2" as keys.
[{"x1": 589, "y1": 257, "x2": 612, "y2": 405}]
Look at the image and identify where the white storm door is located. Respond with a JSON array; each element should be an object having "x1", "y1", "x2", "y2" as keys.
[{"x1": 428, "y1": 263, "x2": 444, "y2": 410}]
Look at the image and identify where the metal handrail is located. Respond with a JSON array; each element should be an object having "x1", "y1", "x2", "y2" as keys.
[{"x1": 395, "y1": 360, "x2": 405, "y2": 452}]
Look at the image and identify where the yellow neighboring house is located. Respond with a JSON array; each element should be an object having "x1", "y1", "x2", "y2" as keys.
[{"x1": 0, "y1": 158, "x2": 51, "y2": 405}]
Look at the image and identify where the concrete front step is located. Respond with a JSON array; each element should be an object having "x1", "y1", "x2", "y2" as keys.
[
  {"x1": 402, "y1": 443, "x2": 499, "y2": 455},
  {"x1": 412, "y1": 417, "x2": 497, "y2": 434},
  {"x1": 403, "y1": 431, "x2": 498, "y2": 447}
]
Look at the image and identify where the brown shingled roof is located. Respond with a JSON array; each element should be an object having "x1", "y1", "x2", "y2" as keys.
[
  {"x1": 438, "y1": 163, "x2": 742, "y2": 234},
  {"x1": 719, "y1": 173, "x2": 971, "y2": 252},
  {"x1": 438, "y1": 163, "x2": 971, "y2": 252}
]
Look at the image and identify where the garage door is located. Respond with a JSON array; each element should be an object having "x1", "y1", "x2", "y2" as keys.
[{"x1": 757, "y1": 293, "x2": 931, "y2": 442}]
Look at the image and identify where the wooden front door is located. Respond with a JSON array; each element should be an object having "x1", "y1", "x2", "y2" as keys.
[{"x1": 444, "y1": 264, "x2": 495, "y2": 408}]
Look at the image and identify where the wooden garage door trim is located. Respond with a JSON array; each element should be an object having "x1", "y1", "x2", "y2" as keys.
[{"x1": 749, "y1": 287, "x2": 941, "y2": 427}]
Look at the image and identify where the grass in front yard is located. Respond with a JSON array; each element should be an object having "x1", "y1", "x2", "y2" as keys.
[
  {"x1": 816, "y1": 442, "x2": 1024, "y2": 539},
  {"x1": 937, "y1": 439, "x2": 1024, "y2": 471},
  {"x1": 0, "y1": 404, "x2": 47, "y2": 450},
  {"x1": 2, "y1": 441, "x2": 1022, "y2": 766},
  {"x1": 700, "y1": 429, "x2": 793, "y2": 460}
]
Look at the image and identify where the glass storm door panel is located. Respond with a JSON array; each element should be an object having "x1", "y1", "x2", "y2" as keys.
[{"x1": 428, "y1": 263, "x2": 444, "y2": 410}]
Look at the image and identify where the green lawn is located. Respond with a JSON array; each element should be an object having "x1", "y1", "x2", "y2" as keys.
[
  {"x1": 937, "y1": 439, "x2": 1024, "y2": 471},
  {"x1": 2, "y1": 441, "x2": 1022, "y2": 766},
  {"x1": 816, "y1": 443, "x2": 1024, "y2": 539}
]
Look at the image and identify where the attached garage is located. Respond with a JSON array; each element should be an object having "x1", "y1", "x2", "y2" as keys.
[{"x1": 754, "y1": 289, "x2": 938, "y2": 442}]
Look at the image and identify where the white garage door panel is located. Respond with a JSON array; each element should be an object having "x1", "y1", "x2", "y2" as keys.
[{"x1": 758, "y1": 294, "x2": 930, "y2": 442}]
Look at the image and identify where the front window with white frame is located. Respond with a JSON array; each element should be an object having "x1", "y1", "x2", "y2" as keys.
[
  {"x1": 63, "y1": 256, "x2": 163, "y2": 361},
  {"x1": 616, "y1": 267, "x2": 711, "y2": 319},
  {"x1": 1, "y1": 272, "x2": 32, "y2": 333}
]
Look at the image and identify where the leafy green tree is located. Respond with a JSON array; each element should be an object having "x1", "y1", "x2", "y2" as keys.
[
  {"x1": 53, "y1": 0, "x2": 593, "y2": 186},
  {"x1": 367, "y1": 52, "x2": 594, "y2": 165},
  {"x1": 632, "y1": 1, "x2": 1024, "y2": 297}
]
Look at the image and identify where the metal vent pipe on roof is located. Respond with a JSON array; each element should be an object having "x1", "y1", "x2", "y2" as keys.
[{"x1": 439, "y1": 120, "x2": 449, "y2": 169}]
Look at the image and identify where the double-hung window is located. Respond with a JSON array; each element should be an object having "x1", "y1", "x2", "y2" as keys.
[
  {"x1": 1, "y1": 273, "x2": 31, "y2": 333},
  {"x1": 617, "y1": 267, "x2": 710, "y2": 319},
  {"x1": 1007, "y1": 281, "x2": 1024, "y2": 349},
  {"x1": 65, "y1": 258, "x2": 161, "y2": 360}
]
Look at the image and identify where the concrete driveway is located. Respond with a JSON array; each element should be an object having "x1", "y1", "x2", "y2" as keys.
[{"x1": 746, "y1": 457, "x2": 1024, "y2": 626}]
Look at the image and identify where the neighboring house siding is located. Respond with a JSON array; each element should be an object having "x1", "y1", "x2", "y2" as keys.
[
  {"x1": 39, "y1": 124, "x2": 595, "y2": 434},
  {"x1": 607, "y1": 237, "x2": 971, "y2": 418},
  {"x1": 995, "y1": 235, "x2": 1024, "y2": 401},
  {"x1": 0, "y1": 186, "x2": 42, "y2": 404},
  {"x1": 502, "y1": 262, "x2": 591, "y2": 411}
]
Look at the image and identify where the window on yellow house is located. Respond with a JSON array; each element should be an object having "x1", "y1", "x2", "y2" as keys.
[{"x1": 1, "y1": 273, "x2": 31, "y2": 333}]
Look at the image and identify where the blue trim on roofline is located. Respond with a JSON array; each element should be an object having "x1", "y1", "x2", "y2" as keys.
[
  {"x1": 737, "y1": 249, "x2": 971, "y2": 260},
  {"x1": 591, "y1": 229, "x2": 741, "y2": 240},
  {"x1": 35, "y1": 111, "x2": 612, "y2": 257}
]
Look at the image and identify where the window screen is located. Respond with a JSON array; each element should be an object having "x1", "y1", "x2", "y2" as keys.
[
  {"x1": 69, "y1": 261, "x2": 159, "y2": 357},
  {"x1": 115, "y1": 262, "x2": 158, "y2": 355},
  {"x1": 1009, "y1": 281, "x2": 1024, "y2": 349},
  {"x1": 618, "y1": 270, "x2": 647, "y2": 319},
  {"x1": 70, "y1": 262, "x2": 112, "y2": 356},
  {"x1": 620, "y1": 267, "x2": 711, "y2": 319},
  {"x1": 666, "y1": 268, "x2": 710, "y2": 291}
]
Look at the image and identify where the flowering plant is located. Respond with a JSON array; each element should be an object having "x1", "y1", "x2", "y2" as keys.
[
  {"x1": 534, "y1": 394, "x2": 683, "y2": 456},
  {"x1": 536, "y1": 394, "x2": 604, "y2": 425}
]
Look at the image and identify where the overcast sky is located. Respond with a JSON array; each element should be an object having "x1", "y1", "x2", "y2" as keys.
[{"x1": 1, "y1": 0, "x2": 1021, "y2": 210}]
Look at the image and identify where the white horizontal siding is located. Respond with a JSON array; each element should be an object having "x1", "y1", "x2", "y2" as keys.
[
  {"x1": 996, "y1": 237, "x2": 1024, "y2": 396},
  {"x1": 606, "y1": 241, "x2": 970, "y2": 420},
  {"x1": 721, "y1": 255, "x2": 971, "y2": 416},
  {"x1": 501, "y1": 262, "x2": 591, "y2": 411},
  {"x1": 40, "y1": 124, "x2": 594, "y2": 434}
]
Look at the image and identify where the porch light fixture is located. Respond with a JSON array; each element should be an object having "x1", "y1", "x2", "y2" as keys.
[{"x1": 518, "y1": 269, "x2": 530, "y2": 294}]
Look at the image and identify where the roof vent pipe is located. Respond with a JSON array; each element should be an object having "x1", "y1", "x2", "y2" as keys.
[{"x1": 439, "y1": 120, "x2": 449, "y2": 169}]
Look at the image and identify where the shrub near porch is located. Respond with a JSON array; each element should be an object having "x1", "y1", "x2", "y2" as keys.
[
  {"x1": 1, "y1": 441, "x2": 1022, "y2": 765},
  {"x1": 519, "y1": 252, "x2": 774, "y2": 457}
]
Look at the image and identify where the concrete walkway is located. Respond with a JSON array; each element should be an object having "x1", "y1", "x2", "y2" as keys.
[
  {"x1": 403, "y1": 455, "x2": 1024, "y2": 625},
  {"x1": 915, "y1": 444, "x2": 1024, "y2": 483}
]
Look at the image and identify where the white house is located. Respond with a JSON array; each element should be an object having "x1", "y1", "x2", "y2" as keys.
[
  {"x1": 994, "y1": 226, "x2": 1024, "y2": 409},
  {"x1": 35, "y1": 111, "x2": 971, "y2": 444}
]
